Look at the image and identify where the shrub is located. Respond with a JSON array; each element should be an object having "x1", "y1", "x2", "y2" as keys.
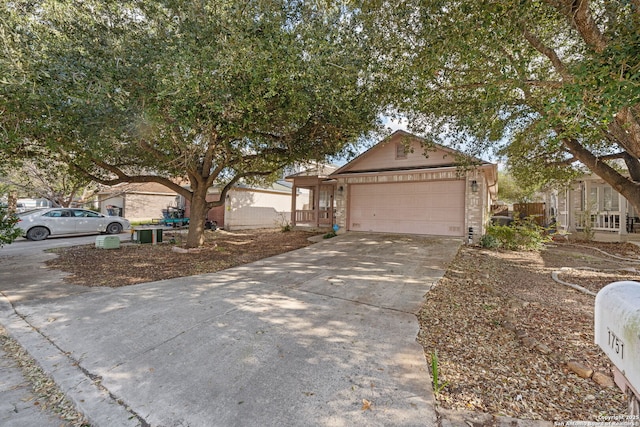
[
  {"x1": 482, "y1": 216, "x2": 551, "y2": 251},
  {"x1": 275, "y1": 212, "x2": 291, "y2": 232},
  {"x1": 0, "y1": 206, "x2": 22, "y2": 247},
  {"x1": 479, "y1": 233, "x2": 500, "y2": 249},
  {"x1": 281, "y1": 223, "x2": 292, "y2": 232}
]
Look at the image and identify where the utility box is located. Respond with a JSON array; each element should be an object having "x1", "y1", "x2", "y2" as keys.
[
  {"x1": 132, "y1": 228, "x2": 163, "y2": 244},
  {"x1": 595, "y1": 281, "x2": 640, "y2": 401},
  {"x1": 95, "y1": 235, "x2": 121, "y2": 249}
]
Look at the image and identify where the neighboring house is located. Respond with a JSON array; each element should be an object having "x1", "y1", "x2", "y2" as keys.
[
  {"x1": 286, "y1": 130, "x2": 498, "y2": 243},
  {"x1": 540, "y1": 174, "x2": 640, "y2": 242},
  {"x1": 185, "y1": 180, "x2": 305, "y2": 230},
  {"x1": 98, "y1": 183, "x2": 180, "y2": 222},
  {"x1": 99, "y1": 180, "x2": 304, "y2": 229}
]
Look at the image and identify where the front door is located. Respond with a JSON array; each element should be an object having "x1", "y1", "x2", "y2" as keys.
[{"x1": 318, "y1": 185, "x2": 334, "y2": 225}]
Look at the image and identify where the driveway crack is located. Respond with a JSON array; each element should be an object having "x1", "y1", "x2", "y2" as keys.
[{"x1": 293, "y1": 287, "x2": 417, "y2": 315}]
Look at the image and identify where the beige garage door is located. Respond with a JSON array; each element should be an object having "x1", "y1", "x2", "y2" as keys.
[{"x1": 348, "y1": 181, "x2": 465, "y2": 236}]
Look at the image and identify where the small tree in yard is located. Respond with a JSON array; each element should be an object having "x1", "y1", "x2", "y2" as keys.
[
  {"x1": 0, "y1": 206, "x2": 21, "y2": 247},
  {"x1": 1, "y1": 1, "x2": 386, "y2": 248},
  {"x1": 1, "y1": 159, "x2": 97, "y2": 208}
]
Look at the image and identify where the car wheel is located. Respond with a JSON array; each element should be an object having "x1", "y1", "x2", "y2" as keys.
[
  {"x1": 26, "y1": 226, "x2": 50, "y2": 241},
  {"x1": 106, "y1": 222, "x2": 123, "y2": 234}
]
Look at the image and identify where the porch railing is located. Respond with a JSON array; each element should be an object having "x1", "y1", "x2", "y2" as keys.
[
  {"x1": 574, "y1": 211, "x2": 621, "y2": 231},
  {"x1": 294, "y1": 209, "x2": 335, "y2": 225},
  {"x1": 295, "y1": 210, "x2": 315, "y2": 223}
]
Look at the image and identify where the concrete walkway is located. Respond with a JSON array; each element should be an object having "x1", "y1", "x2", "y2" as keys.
[{"x1": 0, "y1": 233, "x2": 462, "y2": 426}]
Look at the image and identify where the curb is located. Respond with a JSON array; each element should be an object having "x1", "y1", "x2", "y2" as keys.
[
  {"x1": 438, "y1": 407, "x2": 553, "y2": 427},
  {"x1": 0, "y1": 294, "x2": 142, "y2": 427}
]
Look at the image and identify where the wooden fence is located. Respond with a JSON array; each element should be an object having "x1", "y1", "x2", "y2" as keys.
[
  {"x1": 513, "y1": 203, "x2": 546, "y2": 226},
  {"x1": 491, "y1": 203, "x2": 547, "y2": 226}
]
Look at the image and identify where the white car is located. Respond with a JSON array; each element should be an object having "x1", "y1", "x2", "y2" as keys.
[{"x1": 17, "y1": 208, "x2": 130, "y2": 241}]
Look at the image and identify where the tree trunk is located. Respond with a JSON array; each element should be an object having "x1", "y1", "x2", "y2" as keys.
[
  {"x1": 185, "y1": 185, "x2": 209, "y2": 248},
  {"x1": 7, "y1": 192, "x2": 17, "y2": 213}
]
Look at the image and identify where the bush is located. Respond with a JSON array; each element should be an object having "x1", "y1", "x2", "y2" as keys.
[
  {"x1": 482, "y1": 216, "x2": 551, "y2": 251},
  {"x1": 479, "y1": 233, "x2": 500, "y2": 249},
  {"x1": 280, "y1": 223, "x2": 292, "y2": 232},
  {"x1": 275, "y1": 212, "x2": 291, "y2": 232},
  {"x1": 0, "y1": 206, "x2": 22, "y2": 247},
  {"x1": 323, "y1": 231, "x2": 337, "y2": 239}
]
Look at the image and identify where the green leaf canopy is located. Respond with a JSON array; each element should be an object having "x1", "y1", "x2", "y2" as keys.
[
  {"x1": 1, "y1": 0, "x2": 386, "y2": 247},
  {"x1": 361, "y1": 0, "x2": 640, "y2": 209}
]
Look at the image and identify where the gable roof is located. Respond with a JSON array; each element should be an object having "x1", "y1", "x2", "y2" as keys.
[
  {"x1": 284, "y1": 164, "x2": 339, "y2": 180},
  {"x1": 331, "y1": 130, "x2": 493, "y2": 176}
]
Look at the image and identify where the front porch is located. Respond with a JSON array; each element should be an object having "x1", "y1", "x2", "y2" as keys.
[
  {"x1": 549, "y1": 177, "x2": 640, "y2": 242},
  {"x1": 286, "y1": 165, "x2": 338, "y2": 229},
  {"x1": 571, "y1": 210, "x2": 640, "y2": 242}
]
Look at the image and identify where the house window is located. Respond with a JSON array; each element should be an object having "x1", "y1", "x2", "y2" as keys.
[{"x1": 395, "y1": 143, "x2": 407, "y2": 159}]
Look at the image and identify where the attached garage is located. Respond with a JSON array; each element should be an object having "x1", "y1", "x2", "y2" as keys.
[
  {"x1": 287, "y1": 130, "x2": 498, "y2": 243},
  {"x1": 348, "y1": 180, "x2": 465, "y2": 236}
]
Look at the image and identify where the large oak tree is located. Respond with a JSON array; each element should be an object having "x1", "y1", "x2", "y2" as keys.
[
  {"x1": 363, "y1": 0, "x2": 640, "y2": 210},
  {"x1": 1, "y1": 0, "x2": 385, "y2": 247}
]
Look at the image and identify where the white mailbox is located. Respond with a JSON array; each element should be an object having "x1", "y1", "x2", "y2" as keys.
[{"x1": 595, "y1": 281, "x2": 640, "y2": 399}]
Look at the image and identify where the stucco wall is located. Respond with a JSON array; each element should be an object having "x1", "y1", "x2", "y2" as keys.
[
  {"x1": 127, "y1": 194, "x2": 178, "y2": 222},
  {"x1": 225, "y1": 189, "x2": 293, "y2": 230}
]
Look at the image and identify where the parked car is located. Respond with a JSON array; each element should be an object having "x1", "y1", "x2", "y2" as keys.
[{"x1": 16, "y1": 208, "x2": 130, "y2": 241}]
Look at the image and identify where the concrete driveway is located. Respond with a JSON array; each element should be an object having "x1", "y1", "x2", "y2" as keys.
[{"x1": 0, "y1": 232, "x2": 461, "y2": 427}]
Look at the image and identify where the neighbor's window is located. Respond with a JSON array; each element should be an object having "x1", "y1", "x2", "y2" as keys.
[
  {"x1": 396, "y1": 143, "x2": 407, "y2": 159},
  {"x1": 601, "y1": 186, "x2": 619, "y2": 211},
  {"x1": 586, "y1": 185, "x2": 620, "y2": 212}
]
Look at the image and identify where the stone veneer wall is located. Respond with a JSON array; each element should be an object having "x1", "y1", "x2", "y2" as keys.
[{"x1": 465, "y1": 171, "x2": 486, "y2": 244}]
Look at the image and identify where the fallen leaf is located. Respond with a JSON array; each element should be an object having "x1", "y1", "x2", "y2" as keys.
[{"x1": 361, "y1": 399, "x2": 372, "y2": 411}]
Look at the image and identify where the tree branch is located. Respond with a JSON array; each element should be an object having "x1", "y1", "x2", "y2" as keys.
[
  {"x1": 561, "y1": 132, "x2": 640, "y2": 201},
  {"x1": 545, "y1": 0, "x2": 607, "y2": 52},
  {"x1": 71, "y1": 161, "x2": 192, "y2": 199},
  {"x1": 614, "y1": 107, "x2": 640, "y2": 153},
  {"x1": 521, "y1": 26, "x2": 572, "y2": 81}
]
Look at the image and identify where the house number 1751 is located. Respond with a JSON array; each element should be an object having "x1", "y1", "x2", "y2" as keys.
[{"x1": 607, "y1": 328, "x2": 625, "y2": 360}]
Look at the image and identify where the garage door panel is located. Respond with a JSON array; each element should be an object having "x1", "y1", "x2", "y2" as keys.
[{"x1": 348, "y1": 181, "x2": 465, "y2": 236}]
